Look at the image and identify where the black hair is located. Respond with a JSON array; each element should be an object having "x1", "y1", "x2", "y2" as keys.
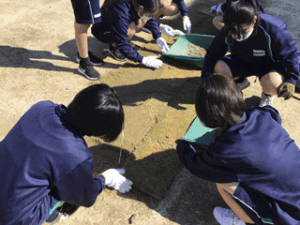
[
  {"x1": 223, "y1": 0, "x2": 259, "y2": 41},
  {"x1": 66, "y1": 84, "x2": 124, "y2": 142},
  {"x1": 103, "y1": 0, "x2": 160, "y2": 13},
  {"x1": 195, "y1": 74, "x2": 246, "y2": 130}
]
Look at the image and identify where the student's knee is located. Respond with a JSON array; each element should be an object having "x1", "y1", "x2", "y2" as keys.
[
  {"x1": 260, "y1": 72, "x2": 284, "y2": 96},
  {"x1": 213, "y1": 15, "x2": 224, "y2": 30},
  {"x1": 163, "y1": 3, "x2": 179, "y2": 16},
  {"x1": 216, "y1": 182, "x2": 239, "y2": 195},
  {"x1": 214, "y1": 60, "x2": 233, "y2": 78},
  {"x1": 127, "y1": 22, "x2": 137, "y2": 39}
]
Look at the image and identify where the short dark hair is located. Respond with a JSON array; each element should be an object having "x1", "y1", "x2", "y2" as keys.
[
  {"x1": 223, "y1": 0, "x2": 259, "y2": 41},
  {"x1": 66, "y1": 84, "x2": 124, "y2": 142},
  {"x1": 195, "y1": 74, "x2": 246, "y2": 130}
]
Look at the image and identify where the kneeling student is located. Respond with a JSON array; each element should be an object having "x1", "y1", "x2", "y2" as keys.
[
  {"x1": 177, "y1": 74, "x2": 300, "y2": 225},
  {"x1": 0, "y1": 84, "x2": 132, "y2": 225}
]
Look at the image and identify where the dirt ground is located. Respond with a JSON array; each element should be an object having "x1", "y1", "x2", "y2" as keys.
[{"x1": 1, "y1": 0, "x2": 300, "y2": 225}]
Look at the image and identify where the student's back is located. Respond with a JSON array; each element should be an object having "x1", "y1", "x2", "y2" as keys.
[{"x1": 0, "y1": 101, "x2": 95, "y2": 225}]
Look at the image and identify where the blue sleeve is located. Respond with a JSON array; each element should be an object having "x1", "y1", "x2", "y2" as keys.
[
  {"x1": 262, "y1": 106, "x2": 282, "y2": 125},
  {"x1": 202, "y1": 29, "x2": 228, "y2": 78},
  {"x1": 266, "y1": 21, "x2": 300, "y2": 85},
  {"x1": 108, "y1": 10, "x2": 143, "y2": 62},
  {"x1": 221, "y1": 0, "x2": 264, "y2": 12},
  {"x1": 176, "y1": 140, "x2": 238, "y2": 183},
  {"x1": 173, "y1": 0, "x2": 188, "y2": 16},
  {"x1": 143, "y1": 18, "x2": 161, "y2": 40},
  {"x1": 53, "y1": 157, "x2": 105, "y2": 207},
  {"x1": 221, "y1": 0, "x2": 233, "y2": 12}
]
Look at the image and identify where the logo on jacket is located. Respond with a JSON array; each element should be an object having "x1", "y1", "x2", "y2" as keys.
[{"x1": 253, "y1": 50, "x2": 266, "y2": 57}]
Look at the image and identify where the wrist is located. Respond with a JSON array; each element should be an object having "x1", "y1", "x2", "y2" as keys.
[{"x1": 99, "y1": 174, "x2": 106, "y2": 185}]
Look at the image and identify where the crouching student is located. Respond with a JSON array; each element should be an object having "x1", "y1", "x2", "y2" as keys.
[
  {"x1": 91, "y1": 0, "x2": 169, "y2": 69},
  {"x1": 210, "y1": 0, "x2": 264, "y2": 30},
  {"x1": 0, "y1": 84, "x2": 132, "y2": 225},
  {"x1": 177, "y1": 74, "x2": 300, "y2": 225},
  {"x1": 203, "y1": 0, "x2": 300, "y2": 107}
]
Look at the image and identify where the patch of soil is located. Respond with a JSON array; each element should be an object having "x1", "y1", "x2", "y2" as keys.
[{"x1": 186, "y1": 43, "x2": 207, "y2": 56}]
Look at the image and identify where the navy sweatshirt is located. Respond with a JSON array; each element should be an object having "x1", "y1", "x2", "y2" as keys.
[
  {"x1": 202, "y1": 13, "x2": 300, "y2": 85},
  {"x1": 92, "y1": 0, "x2": 161, "y2": 63},
  {"x1": 221, "y1": 0, "x2": 264, "y2": 13},
  {"x1": 177, "y1": 106, "x2": 300, "y2": 224},
  {"x1": 0, "y1": 101, "x2": 105, "y2": 225}
]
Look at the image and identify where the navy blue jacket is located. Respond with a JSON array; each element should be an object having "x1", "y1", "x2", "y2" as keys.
[
  {"x1": 177, "y1": 106, "x2": 300, "y2": 224},
  {"x1": 0, "y1": 101, "x2": 105, "y2": 225},
  {"x1": 173, "y1": 0, "x2": 188, "y2": 16},
  {"x1": 93, "y1": 0, "x2": 161, "y2": 62},
  {"x1": 221, "y1": 0, "x2": 264, "y2": 13},
  {"x1": 202, "y1": 13, "x2": 300, "y2": 85}
]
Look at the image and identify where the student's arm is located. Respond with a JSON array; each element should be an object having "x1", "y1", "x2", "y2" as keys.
[
  {"x1": 176, "y1": 140, "x2": 238, "y2": 183},
  {"x1": 221, "y1": 0, "x2": 234, "y2": 12},
  {"x1": 268, "y1": 22, "x2": 300, "y2": 85},
  {"x1": 202, "y1": 29, "x2": 228, "y2": 79},
  {"x1": 53, "y1": 157, "x2": 105, "y2": 207},
  {"x1": 109, "y1": 12, "x2": 143, "y2": 62},
  {"x1": 143, "y1": 18, "x2": 162, "y2": 40},
  {"x1": 173, "y1": 0, "x2": 188, "y2": 16},
  {"x1": 221, "y1": 0, "x2": 264, "y2": 13}
]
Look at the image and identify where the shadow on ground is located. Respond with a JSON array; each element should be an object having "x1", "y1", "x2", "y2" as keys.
[
  {"x1": 89, "y1": 143, "x2": 225, "y2": 225},
  {"x1": 112, "y1": 77, "x2": 201, "y2": 109},
  {"x1": 0, "y1": 45, "x2": 75, "y2": 73}
]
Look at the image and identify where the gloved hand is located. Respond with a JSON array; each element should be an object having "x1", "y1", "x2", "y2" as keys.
[
  {"x1": 182, "y1": 16, "x2": 191, "y2": 33},
  {"x1": 156, "y1": 37, "x2": 170, "y2": 53},
  {"x1": 209, "y1": 4, "x2": 223, "y2": 15},
  {"x1": 101, "y1": 168, "x2": 132, "y2": 193},
  {"x1": 277, "y1": 81, "x2": 295, "y2": 100},
  {"x1": 141, "y1": 56, "x2": 163, "y2": 69},
  {"x1": 160, "y1": 24, "x2": 184, "y2": 37}
]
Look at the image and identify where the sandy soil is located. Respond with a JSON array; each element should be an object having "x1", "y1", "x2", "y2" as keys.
[{"x1": 1, "y1": 0, "x2": 300, "y2": 225}]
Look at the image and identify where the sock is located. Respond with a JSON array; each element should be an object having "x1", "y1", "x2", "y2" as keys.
[{"x1": 80, "y1": 57, "x2": 90, "y2": 66}]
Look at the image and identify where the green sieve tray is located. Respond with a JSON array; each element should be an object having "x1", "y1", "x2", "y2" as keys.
[
  {"x1": 163, "y1": 34, "x2": 215, "y2": 68},
  {"x1": 182, "y1": 116, "x2": 221, "y2": 149}
]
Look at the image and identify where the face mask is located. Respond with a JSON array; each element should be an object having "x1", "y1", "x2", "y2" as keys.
[
  {"x1": 138, "y1": 12, "x2": 152, "y2": 21},
  {"x1": 232, "y1": 28, "x2": 254, "y2": 42}
]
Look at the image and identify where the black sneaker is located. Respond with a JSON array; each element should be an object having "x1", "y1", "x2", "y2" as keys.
[
  {"x1": 129, "y1": 41, "x2": 143, "y2": 51},
  {"x1": 59, "y1": 203, "x2": 79, "y2": 216},
  {"x1": 109, "y1": 44, "x2": 127, "y2": 61},
  {"x1": 78, "y1": 61, "x2": 101, "y2": 81},
  {"x1": 234, "y1": 78, "x2": 250, "y2": 90},
  {"x1": 46, "y1": 203, "x2": 79, "y2": 224},
  {"x1": 76, "y1": 51, "x2": 104, "y2": 66}
]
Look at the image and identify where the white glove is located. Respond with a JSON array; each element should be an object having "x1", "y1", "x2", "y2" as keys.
[
  {"x1": 160, "y1": 24, "x2": 184, "y2": 37},
  {"x1": 182, "y1": 16, "x2": 192, "y2": 33},
  {"x1": 156, "y1": 37, "x2": 170, "y2": 53},
  {"x1": 101, "y1": 168, "x2": 132, "y2": 193},
  {"x1": 141, "y1": 56, "x2": 163, "y2": 69},
  {"x1": 209, "y1": 4, "x2": 223, "y2": 15}
]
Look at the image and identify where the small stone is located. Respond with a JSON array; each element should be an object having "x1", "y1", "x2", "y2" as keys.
[{"x1": 128, "y1": 213, "x2": 139, "y2": 224}]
